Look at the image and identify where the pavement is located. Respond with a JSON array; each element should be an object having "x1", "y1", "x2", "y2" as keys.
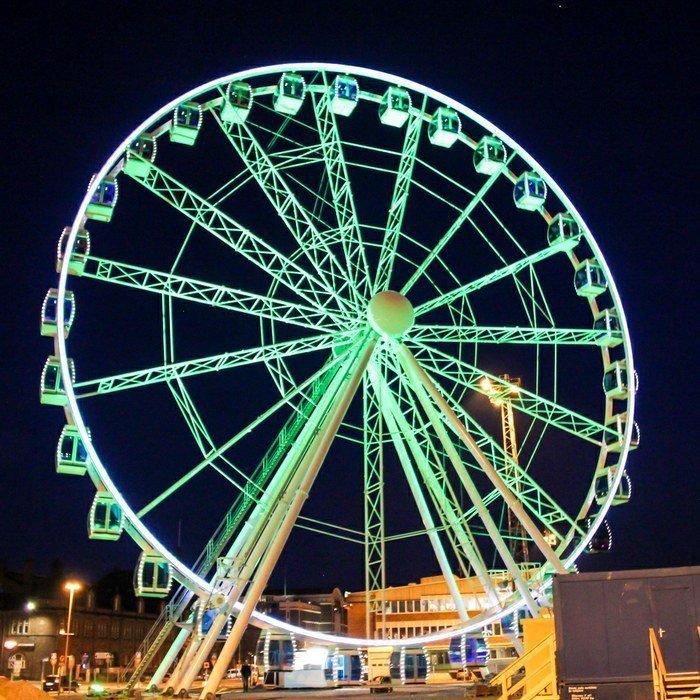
[{"x1": 31, "y1": 680, "x2": 484, "y2": 699}]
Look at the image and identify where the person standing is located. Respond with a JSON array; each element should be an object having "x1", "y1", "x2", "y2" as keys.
[{"x1": 240, "y1": 663, "x2": 251, "y2": 693}]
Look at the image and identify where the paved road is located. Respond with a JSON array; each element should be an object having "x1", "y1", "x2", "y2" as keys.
[{"x1": 214, "y1": 684, "x2": 480, "y2": 698}]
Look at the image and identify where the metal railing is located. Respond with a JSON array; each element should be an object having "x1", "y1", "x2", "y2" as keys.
[
  {"x1": 649, "y1": 627, "x2": 669, "y2": 700},
  {"x1": 489, "y1": 631, "x2": 558, "y2": 700}
]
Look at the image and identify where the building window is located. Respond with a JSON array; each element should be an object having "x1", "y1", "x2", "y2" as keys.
[
  {"x1": 83, "y1": 620, "x2": 94, "y2": 637},
  {"x1": 10, "y1": 619, "x2": 29, "y2": 635},
  {"x1": 123, "y1": 625, "x2": 132, "y2": 640},
  {"x1": 111, "y1": 622, "x2": 120, "y2": 639},
  {"x1": 97, "y1": 622, "x2": 108, "y2": 638}
]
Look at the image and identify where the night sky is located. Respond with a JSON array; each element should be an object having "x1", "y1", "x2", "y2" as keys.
[{"x1": 2, "y1": 1, "x2": 698, "y2": 596}]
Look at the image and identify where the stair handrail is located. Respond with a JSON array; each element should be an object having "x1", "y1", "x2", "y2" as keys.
[
  {"x1": 649, "y1": 627, "x2": 668, "y2": 700},
  {"x1": 489, "y1": 631, "x2": 558, "y2": 700}
]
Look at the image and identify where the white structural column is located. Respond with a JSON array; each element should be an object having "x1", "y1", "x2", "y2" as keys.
[
  {"x1": 172, "y1": 350, "x2": 364, "y2": 694},
  {"x1": 397, "y1": 345, "x2": 568, "y2": 575},
  {"x1": 167, "y1": 629, "x2": 204, "y2": 693},
  {"x1": 368, "y1": 363, "x2": 469, "y2": 624},
  {"x1": 198, "y1": 338, "x2": 376, "y2": 699},
  {"x1": 394, "y1": 349, "x2": 538, "y2": 615},
  {"x1": 150, "y1": 625, "x2": 190, "y2": 688}
]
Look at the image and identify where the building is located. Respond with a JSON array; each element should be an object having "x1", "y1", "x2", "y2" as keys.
[
  {"x1": 345, "y1": 572, "x2": 536, "y2": 666},
  {"x1": 0, "y1": 560, "x2": 174, "y2": 680}
]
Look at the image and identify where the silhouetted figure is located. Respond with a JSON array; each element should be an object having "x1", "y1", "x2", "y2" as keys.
[{"x1": 240, "y1": 663, "x2": 251, "y2": 692}]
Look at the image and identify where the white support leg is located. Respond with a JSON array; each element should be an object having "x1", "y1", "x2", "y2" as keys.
[
  {"x1": 198, "y1": 338, "x2": 376, "y2": 699},
  {"x1": 174, "y1": 347, "x2": 365, "y2": 694},
  {"x1": 151, "y1": 625, "x2": 190, "y2": 689},
  {"x1": 398, "y1": 344, "x2": 568, "y2": 575},
  {"x1": 368, "y1": 363, "x2": 470, "y2": 624}
]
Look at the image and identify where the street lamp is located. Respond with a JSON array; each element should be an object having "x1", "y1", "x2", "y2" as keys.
[{"x1": 61, "y1": 581, "x2": 81, "y2": 695}]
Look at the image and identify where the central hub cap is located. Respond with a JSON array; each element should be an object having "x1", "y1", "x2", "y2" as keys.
[{"x1": 367, "y1": 291, "x2": 414, "y2": 338}]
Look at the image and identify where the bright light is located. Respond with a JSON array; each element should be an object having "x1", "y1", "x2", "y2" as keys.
[
  {"x1": 64, "y1": 581, "x2": 82, "y2": 592},
  {"x1": 294, "y1": 646, "x2": 328, "y2": 670},
  {"x1": 25, "y1": 601, "x2": 36, "y2": 611},
  {"x1": 4, "y1": 640, "x2": 18, "y2": 650},
  {"x1": 479, "y1": 377, "x2": 492, "y2": 392}
]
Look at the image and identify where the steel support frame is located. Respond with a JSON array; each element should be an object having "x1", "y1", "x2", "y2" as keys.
[{"x1": 197, "y1": 336, "x2": 376, "y2": 699}]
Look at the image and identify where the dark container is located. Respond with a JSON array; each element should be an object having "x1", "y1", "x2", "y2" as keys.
[{"x1": 553, "y1": 566, "x2": 700, "y2": 700}]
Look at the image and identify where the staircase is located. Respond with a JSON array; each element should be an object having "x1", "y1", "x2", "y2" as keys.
[
  {"x1": 665, "y1": 673, "x2": 700, "y2": 698},
  {"x1": 489, "y1": 631, "x2": 558, "y2": 700},
  {"x1": 121, "y1": 365, "x2": 339, "y2": 692},
  {"x1": 650, "y1": 627, "x2": 700, "y2": 700}
]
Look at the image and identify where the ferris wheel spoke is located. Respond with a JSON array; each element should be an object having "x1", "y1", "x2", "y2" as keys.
[
  {"x1": 414, "y1": 239, "x2": 578, "y2": 318},
  {"x1": 211, "y1": 112, "x2": 361, "y2": 314},
  {"x1": 374, "y1": 104, "x2": 425, "y2": 294},
  {"x1": 83, "y1": 256, "x2": 334, "y2": 332},
  {"x1": 137, "y1": 350, "x2": 349, "y2": 520},
  {"x1": 73, "y1": 332, "x2": 340, "y2": 398},
  {"x1": 269, "y1": 142, "x2": 325, "y2": 169},
  {"x1": 125, "y1": 158, "x2": 348, "y2": 321},
  {"x1": 311, "y1": 74, "x2": 371, "y2": 301},
  {"x1": 401, "y1": 152, "x2": 516, "y2": 295},
  {"x1": 397, "y1": 343, "x2": 568, "y2": 578},
  {"x1": 411, "y1": 339, "x2": 614, "y2": 444},
  {"x1": 410, "y1": 324, "x2": 618, "y2": 346},
  {"x1": 367, "y1": 361, "x2": 471, "y2": 621},
  {"x1": 464, "y1": 213, "x2": 555, "y2": 327},
  {"x1": 167, "y1": 375, "x2": 217, "y2": 456}
]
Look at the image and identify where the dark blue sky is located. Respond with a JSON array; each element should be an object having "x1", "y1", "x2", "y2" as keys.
[{"x1": 1, "y1": 1, "x2": 697, "y2": 589}]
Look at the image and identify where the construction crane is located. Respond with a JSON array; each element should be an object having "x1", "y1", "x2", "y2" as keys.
[{"x1": 480, "y1": 374, "x2": 529, "y2": 564}]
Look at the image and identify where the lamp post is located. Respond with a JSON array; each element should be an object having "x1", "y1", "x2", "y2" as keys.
[{"x1": 61, "y1": 581, "x2": 81, "y2": 695}]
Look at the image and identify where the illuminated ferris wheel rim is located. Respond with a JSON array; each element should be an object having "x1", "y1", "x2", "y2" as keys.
[{"x1": 54, "y1": 61, "x2": 636, "y2": 646}]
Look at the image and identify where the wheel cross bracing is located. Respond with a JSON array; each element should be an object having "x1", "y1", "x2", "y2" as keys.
[{"x1": 45, "y1": 63, "x2": 637, "y2": 697}]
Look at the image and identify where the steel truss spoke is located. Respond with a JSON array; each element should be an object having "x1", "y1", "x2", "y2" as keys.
[
  {"x1": 363, "y1": 367, "x2": 386, "y2": 636},
  {"x1": 401, "y1": 153, "x2": 516, "y2": 295},
  {"x1": 212, "y1": 111, "x2": 361, "y2": 312},
  {"x1": 414, "y1": 239, "x2": 578, "y2": 317},
  {"x1": 374, "y1": 104, "x2": 425, "y2": 293},
  {"x1": 83, "y1": 256, "x2": 333, "y2": 332},
  {"x1": 411, "y1": 340, "x2": 614, "y2": 444},
  {"x1": 137, "y1": 350, "x2": 350, "y2": 519},
  {"x1": 125, "y1": 157, "x2": 347, "y2": 321},
  {"x1": 398, "y1": 344, "x2": 569, "y2": 576},
  {"x1": 74, "y1": 333, "x2": 339, "y2": 397},
  {"x1": 410, "y1": 324, "x2": 619, "y2": 346},
  {"x1": 367, "y1": 361, "x2": 470, "y2": 623},
  {"x1": 311, "y1": 75, "x2": 370, "y2": 301}
]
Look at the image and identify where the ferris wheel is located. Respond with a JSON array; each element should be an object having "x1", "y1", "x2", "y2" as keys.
[{"x1": 42, "y1": 63, "x2": 638, "y2": 693}]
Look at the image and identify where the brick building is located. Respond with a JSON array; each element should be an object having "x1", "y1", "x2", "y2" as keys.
[{"x1": 0, "y1": 560, "x2": 174, "y2": 681}]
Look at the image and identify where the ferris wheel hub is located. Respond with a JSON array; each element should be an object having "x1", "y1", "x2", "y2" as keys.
[{"x1": 367, "y1": 291, "x2": 415, "y2": 337}]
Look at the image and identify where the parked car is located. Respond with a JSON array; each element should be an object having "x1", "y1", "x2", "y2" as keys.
[
  {"x1": 225, "y1": 668, "x2": 240, "y2": 679},
  {"x1": 43, "y1": 675, "x2": 80, "y2": 692}
]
